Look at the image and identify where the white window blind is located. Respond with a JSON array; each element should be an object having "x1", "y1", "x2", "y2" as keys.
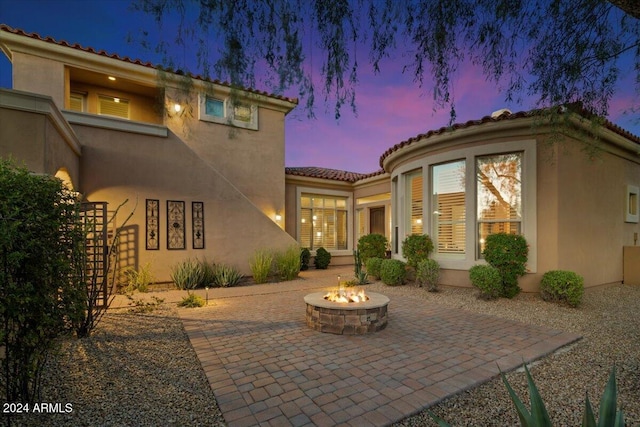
[
  {"x1": 98, "y1": 95, "x2": 129, "y2": 119},
  {"x1": 432, "y1": 160, "x2": 466, "y2": 255}
]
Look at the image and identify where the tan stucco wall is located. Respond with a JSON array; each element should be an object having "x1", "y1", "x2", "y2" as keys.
[
  {"x1": 553, "y1": 139, "x2": 640, "y2": 286},
  {"x1": 0, "y1": 100, "x2": 81, "y2": 188},
  {"x1": 74, "y1": 123, "x2": 297, "y2": 282},
  {"x1": 11, "y1": 52, "x2": 65, "y2": 107},
  {"x1": 166, "y1": 89, "x2": 286, "y2": 220}
]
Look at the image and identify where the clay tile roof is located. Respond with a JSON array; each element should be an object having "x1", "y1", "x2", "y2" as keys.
[
  {"x1": 285, "y1": 166, "x2": 385, "y2": 183},
  {"x1": 378, "y1": 109, "x2": 640, "y2": 168},
  {"x1": 0, "y1": 24, "x2": 298, "y2": 105}
]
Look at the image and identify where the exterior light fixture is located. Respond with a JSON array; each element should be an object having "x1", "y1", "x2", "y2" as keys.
[
  {"x1": 275, "y1": 214, "x2": 282, "y2": 221},
  {"x1": 174, "y1": 103, "x2": 181, "y2": 113},
  {"x1": 108, "y1": 76, "x2": 116, "y2": 81}
]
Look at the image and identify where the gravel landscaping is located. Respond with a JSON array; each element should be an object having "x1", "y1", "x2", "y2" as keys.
[{"x1": 4, "y1": 281, "x2": 639, "y2": 426}]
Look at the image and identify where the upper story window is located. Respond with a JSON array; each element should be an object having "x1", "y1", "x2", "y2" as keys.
[
  {"x1": 69, "y1": 92, "x2": 86, "y2": 112},
  {"x1": 98, "y1": 95, "x2": 130, "y2": 119},
  {"x1": 199, "y1": 94, "x2": 258, "y2": 130},
  {"x1": 205, "y1": 97, "x2": 225, "y2": 118}
]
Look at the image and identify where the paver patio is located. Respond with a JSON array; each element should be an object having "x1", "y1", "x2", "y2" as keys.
[{"x1": 177, "y1": 267, "x2": 581, "y2": 427}]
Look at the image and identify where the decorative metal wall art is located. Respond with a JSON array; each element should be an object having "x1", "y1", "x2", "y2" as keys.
[
  {"x1": 145, "y1": 199, "x2": 159, "y2": 250},
  {"x1": 192, "y1": 201, "x2": 205, "y2": 249},
  {"x1": 167, "y1": 200, "x2": 186, "y2": 250}
]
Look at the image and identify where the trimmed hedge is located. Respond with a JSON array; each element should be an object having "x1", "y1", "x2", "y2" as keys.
[
  {"x1": 314, "y1": 247, "x2": 331, "y2": 269},
  {"x1": 416, "y1": 258, "x2": 440, "y2": 292},
  {"x1": 540, "y1": 270, "x2": 584, "y2": 307},
  {"x1": 380, "y1": 259, "x2": 406, "y2": 286},
  {"x1": 401, "y1": 234, "x2": 434, "y2": 268},
  {"x1": 357, "y1": 233, "x2": 388, "y2": 264},
  {"x1": 469, "y1": 264, "x2": 502, "y2": 300},
  {"x1": 365, "y1": 257, "x2": 384, "y2": 280},
  {"x1": 483, "y1": 233, "x2": 528, "y2": 298}
]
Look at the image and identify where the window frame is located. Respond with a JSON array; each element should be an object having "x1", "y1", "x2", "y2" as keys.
[
  {"x1": 296, "y1": 187, "x2": 353, "y2": 255},
  {"x1": 198, "y1": 94, "x2": 258, "y2": 130},
  {"x1": 98, "y1": 94, "x2": 130, "y2": 119}
]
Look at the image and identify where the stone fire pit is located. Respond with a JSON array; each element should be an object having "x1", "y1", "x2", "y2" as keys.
[{"x1": 304, "y1": 291, "x2": 389, "y2": 335}]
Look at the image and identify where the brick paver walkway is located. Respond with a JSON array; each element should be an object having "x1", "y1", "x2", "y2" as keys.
[{"x1": 176, "y1": 267, "x2": 581, "y2": 427}]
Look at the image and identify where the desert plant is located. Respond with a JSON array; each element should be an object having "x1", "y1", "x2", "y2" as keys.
[
  {"x1": 123, "y1": 262, "x2": 156, "y2": 293},
  {"x1": 127, "y1": 295, "x2": 165, "y2": 313},
  {"x1": 540, "y1": 270, "x2": 585, "y2": 307},
  {"x1": 250, "y1": 248, "x2": 273, "y2": 283},
  {"x1": 483, "y1": 232, "x2": 528, "y2": 298},
  {"x1": 353, "y1": 249, "x2": 369, "y2": 285},
  {"x1": 380, "y1": 259, "x2": 407, "y2": 286},
  {"x1": 365, "y1": 257, "x2": 384, "y2": 280},
  {"x1": 170, "y1": 258, "x2": 206, "y2": 290},
  {"x1": 177, "y1": 293, "x2": 206, "y2": 308},
  {"x1": 300, "y1": 247, "x2": 311, "y2": 271},
  {"x1": 401, "y1": 234, "x2": 434, "y2": 268},
  {"x1": 357, "y1": 233, "x2": 388, "y2": 264},
  {"x1": 469, "y1": 264, "x2": 502, "y2": 300},
  {"x1": 275, "y1": 245, "x2": 301, "y2": 281},
  {"x1": 416, "y1": 258, "x2": 440, "y2": 291},
  {"x1": 430, "y1": 364, "x2": 624, "y2": 427},
  {"x1": 212, "y1": 263, "x2": 244, "y2": 287},
  {"x1": 200, "y1": 258, "x2": 216, "y2": 287},
  {"x1": 314, "y1": 247, "x2": 331, "y2": 269}
]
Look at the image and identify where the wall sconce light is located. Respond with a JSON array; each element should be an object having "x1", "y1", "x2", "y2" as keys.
[
  {"x1": 108, "y1": 76, "x2": 116, "y2": 81},
  {"x1": 275, "y1": 214, "x2": 282, "y2": 221},
  {"x1": 174, "y1": 103, "x2": 181, "y2": 113}
]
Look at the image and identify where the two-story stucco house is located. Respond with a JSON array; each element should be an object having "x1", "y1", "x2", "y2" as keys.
[{"x1": 2, "y1": 24, "x2": 639, "y2": 291}]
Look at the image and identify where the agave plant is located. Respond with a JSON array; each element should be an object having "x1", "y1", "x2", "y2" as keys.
[{"x1": 428, "y1": 364, "x2": 624, "y2": 427}]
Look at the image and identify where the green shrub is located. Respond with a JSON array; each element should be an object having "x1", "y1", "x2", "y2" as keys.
[
  {"x1": 300, "y1": 247, "x2": 311, "y2": 271},
  {"x1": 177, "y1": 293, "x2": 205, "y2": 308},
  {"x1": 250, "y1": 248, "x2": 273, "y2": 284},
  {"x1": 483, "y1": 232, "x2": 528, "y2": 298},
  {"x1": 314, "y1": 247, "x2": 331, "y2": 269},
  {"x1": 212, "y1": 263, "x2": 244, "y2": 287},
  {"x1": 540, "y1": 270, "x2": 584, "y2": 307},
  {"x1": 416, "y1": 259, "x2": 440, "y2": 292},
  {"x1": 469, "y1": 264, "x2": 502, "y2": 300},
  {"x1": 170, "y1": 258, "x2": 206, "y2": 290},
  {"x1": 357, "y1": 233, "x2": 388, "y2": 264},
  {"x1": 275, "y1": 245, "x2": 301, "y2": 281},
  {"x1": 122, "y1": 262, "x2": 156, "y2": 293},
  {"x1": 365, "y1": 257, "x2": 384, "y2": 280},
  {"x1": 380, "y1": 259, "x2": 407, "y2": 286},
  {"x1": 401, "y1": 234, "x2": 434, "y2": 268}
]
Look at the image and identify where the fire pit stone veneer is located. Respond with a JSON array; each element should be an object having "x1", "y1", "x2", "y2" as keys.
[{"x1": 304, "y1": 291, "x2": 389, "y2": 335}]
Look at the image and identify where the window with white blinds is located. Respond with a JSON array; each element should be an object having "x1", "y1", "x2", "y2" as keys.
[
  {"x1": 476, "y1": 152, "x2": 522, "y2": 255},
  {"x1": 69, "y1": 92, "x2": 86, "y2": 112},
  {"x1": 299, "y1": 194, "x2": 348, "y2": 250},
  {"x1": 405, "y1": 170, "x2": 423, "y2": 235},
  {"x1": 98, "y1": 95, "x2": 130, "y2": 119},
  {"x1": 432, "y1": 160, "x2": 466, "y2": 255}
]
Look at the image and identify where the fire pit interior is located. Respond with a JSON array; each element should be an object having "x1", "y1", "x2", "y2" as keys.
[{"x1": 304, "y1": 289, "x2": 389, "y2": 335}]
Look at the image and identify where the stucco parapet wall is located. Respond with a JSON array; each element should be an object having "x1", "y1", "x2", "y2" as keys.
[
  {"x1": 0, "y1": 88, "x2": 81, "y2": 155},
  {"x1": 63, "y1": 110, "x2": 168, "y2": 137},
  {"x1": 0, "y1": 25, "x2": 298, "y2": 115}
]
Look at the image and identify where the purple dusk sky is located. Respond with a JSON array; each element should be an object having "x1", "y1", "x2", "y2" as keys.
[{"x1": 1, "y1": 0, "x2": 638, "y2": 174}]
